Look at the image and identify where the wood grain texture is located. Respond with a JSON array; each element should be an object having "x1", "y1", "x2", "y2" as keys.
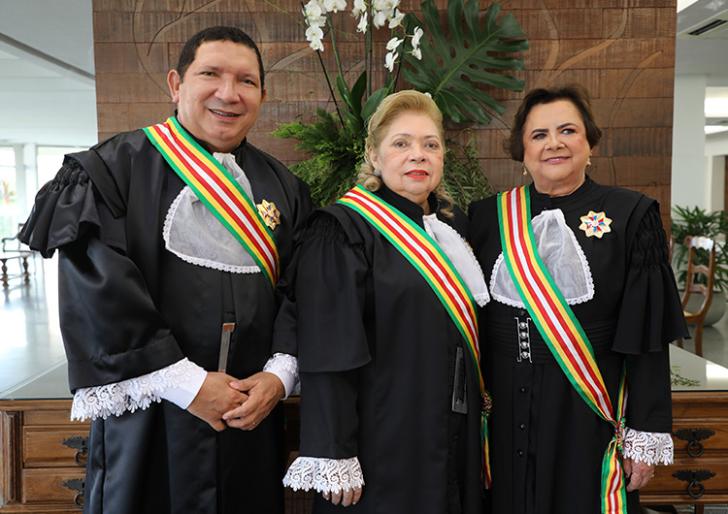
[{"x1": 91, "y1": 0, "x2": 677, "y2": 224}]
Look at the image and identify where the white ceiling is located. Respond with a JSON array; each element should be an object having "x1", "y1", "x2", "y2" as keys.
[
  {"x1": 0, "y1": 0, "x2": 726, "y2": 146},
  {"x1": 0, "y1": 0, "x2": 96, "y2": 147}
]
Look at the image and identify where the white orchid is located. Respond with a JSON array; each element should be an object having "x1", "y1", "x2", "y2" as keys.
[
  {"x1": 323, "y1": 0, "x2": 347, "y2": 13},
  {"x1": 304, "y1": 0, "x2": 323, "y2": 20},
  {"x1": 384, "y1": 51, "x2": 398, "y2": 72},
  {"x1": 372, "y1": 10, "x2": 388, "y2": 28},
  {"x1": 410, "y1": 47, "x2": 422, "y2": 60},
  {"x1": 411, "y1": 26, "x2": 424, "y2": 48},
  {"x1": 305, "y1": 25, "x2": 325, "y2": 51},
  {"x1": 352, "y1": 0, "x2": 366, "y2": 17},
  {"x1": 386, "y1": 37, "x2": 403, "y2": 51},
  {"x1": 388, "y1": 8, "x2": 404, "y2": 28},
  {"x1": 357, "y1": 14, "x2": 368, "y2": 33}
]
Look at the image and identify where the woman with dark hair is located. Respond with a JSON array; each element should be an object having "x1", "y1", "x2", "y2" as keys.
[
  {"x1": 283, "y1": 90, "x2": 489, "y2": 513},
  {"x1": 469, "y1": 85, "x2": 687, "y2": 514}
]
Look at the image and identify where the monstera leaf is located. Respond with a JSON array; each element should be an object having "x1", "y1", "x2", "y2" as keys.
[{"x1": 404, "y1": 0, "x2": 528, "y2": 124}]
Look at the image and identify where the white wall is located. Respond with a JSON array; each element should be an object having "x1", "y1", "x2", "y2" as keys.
[{"x1": 672, "y1": 74, "x2": 708, "y2": 209}]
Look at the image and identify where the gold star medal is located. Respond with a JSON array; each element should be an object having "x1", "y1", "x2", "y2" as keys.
[
  {"x1": 579, "y1": 211, "x2": 612, "y2": 239},
  {"x1": 256, "y1": 199, "x2": 281, "y2": 230}
]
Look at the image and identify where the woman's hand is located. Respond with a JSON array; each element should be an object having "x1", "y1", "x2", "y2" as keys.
[
  {"x1": 624, "y1": 458, "x2": 655, "y2": 491},
  {"x1": 322, "y1": 486, "x2": 363, "y2": 507}
]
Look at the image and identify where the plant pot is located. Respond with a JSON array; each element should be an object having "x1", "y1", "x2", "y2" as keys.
[{"x1": 682, "y1": 290, "x2": 727, "y2": 327}]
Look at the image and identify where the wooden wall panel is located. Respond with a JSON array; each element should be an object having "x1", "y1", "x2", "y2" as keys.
[{"x1": 92, "y1": 0, "x2": 677, "y2": 222}]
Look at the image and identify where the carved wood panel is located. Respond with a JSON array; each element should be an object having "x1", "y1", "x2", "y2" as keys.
[{"x1": 92, "y1": 0, "x2": 676, "y2": 223}]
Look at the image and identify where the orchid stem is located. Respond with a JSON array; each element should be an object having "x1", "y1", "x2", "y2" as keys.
[{"x1": 301, "y1": 2, "x2": 345, "y2": 127}]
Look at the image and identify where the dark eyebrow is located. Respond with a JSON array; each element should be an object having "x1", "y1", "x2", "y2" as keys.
[{"x1": 529, "y1": 122, "x2": 577, "y2": 136}]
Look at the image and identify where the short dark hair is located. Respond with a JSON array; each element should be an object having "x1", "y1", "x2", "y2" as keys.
[
  {"x1": 176, "y1": 26, "x2": 265, "y2": 89},
  {"x1": 507, "y1": 85, "x2": 602, "y2": 161}
]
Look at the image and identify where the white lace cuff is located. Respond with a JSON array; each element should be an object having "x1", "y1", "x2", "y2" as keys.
[
  {"x1": 70, "y1": 358, "x2": 206, "y2": 421},
  {"x1": 283, "y1": 456, "x2": 364, "y2": 493},
  {"x1": 264, "y1": 353, "x2": 298, "y2": 399},
  {"x1": 622, "y1": 427, "x2": 674, "y2": 465}
]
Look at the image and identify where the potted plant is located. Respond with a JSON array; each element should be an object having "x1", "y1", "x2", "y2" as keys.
[
  {"x1": 671, "y1": 205, "x2": 728, "y2": 326},
  {"x1": 274, "y1": 0, "x2": 529, "y2": 207}
]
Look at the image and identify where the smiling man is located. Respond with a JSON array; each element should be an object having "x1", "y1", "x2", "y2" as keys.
[{"x1": 19, "y1": 27, "x2": 311, "y2": 514}]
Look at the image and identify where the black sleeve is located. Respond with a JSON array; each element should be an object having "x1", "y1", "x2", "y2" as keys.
[
  {"x1": 19, "y1": 158, "x2": 125, "y2": 256},
  {"x1": 299, "y1": 371, "x2": 360, "y2": 458},
  {"x1": 612, "y1": 201, "x2": 689, "y2": 354},
  {"x1": 296, "y1": 212, "x2": 371, "y2": 373},
  {"x1": 625, "y1": 350, "x2": 673, "y2": 432},
  {"x1": 295, "y1": 211, "x2": 371, "y2": 458},
  {"x1": 614, "y1": 201, "x2": 686, "y2": 432},
  {"x1": 21, "y1": 160, "x2": 183, "y2": 392},
  {"x1": 270, "y1": 178, "x2": 313, "y2": 356}
]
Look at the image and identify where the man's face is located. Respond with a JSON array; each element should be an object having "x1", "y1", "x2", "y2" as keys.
[{"x1": 167, "y1": 40, "x2": 266, "y2": 153}]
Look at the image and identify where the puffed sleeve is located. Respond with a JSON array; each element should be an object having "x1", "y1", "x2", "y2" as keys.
[
  {"x1": 296, "y1": 211, "x2": 371, "y2": 459},
  {"x1": 296, "y1": 211, "x2": 372, "y2": 373},
  {"x1": 612, "y1": 200, "x2": 689, "y2": 354},
  {"x1": 19, "y1": 157, "x2": 125, "y2": 257},
  {"x1": 20, "y1": 160, "x2": 183, "y2": 392}
]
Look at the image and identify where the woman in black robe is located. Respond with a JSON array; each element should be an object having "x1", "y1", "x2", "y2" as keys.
[
  {"x1": 468, "y1": 85, "x2": 688, "y2": 514},
  {"x1": 283, "y1": 90, "x2": 489, "y2": 513}
]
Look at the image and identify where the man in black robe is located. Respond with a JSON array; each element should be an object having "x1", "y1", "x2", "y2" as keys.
[{"x1": 19, "y1": 26, "x2": 311, "y2": 514}]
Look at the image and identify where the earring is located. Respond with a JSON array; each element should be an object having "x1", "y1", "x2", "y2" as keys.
[
  {"x1": 586, "y1": 159, "x2": 592, "y2": 167},
  {"x1": 373, "y1": 168, "x2": 381, "y2": 177},
  {"x1": 522, "y1": 164, "x2": 528, "y2": 176}
]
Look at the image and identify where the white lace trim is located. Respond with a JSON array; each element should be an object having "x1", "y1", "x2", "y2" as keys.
[
  {"x1": 283, "y1": 456, "x2": 364, "y2": 493},
  {"x1": 71, "y1": 358, "x2": 201, "y2": 421},
  {"x1": 162, "y1": 187, "x2": 261, "y2": 274},
  {"x1": 622, "y1": 427, "x2": 674, "y2": 465},
  {"x1": 263, "y1": 353, "x2": 299, "y2": 399},
  {"x1": 490, "y1": 208, "x2": 594, "y2": 308}
]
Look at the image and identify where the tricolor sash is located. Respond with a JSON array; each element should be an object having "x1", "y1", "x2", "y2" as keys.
[
  {"x1": 143, "y1": 117, "x2": 279, "y2": 286},
  {"x1": 497, "y1": 186, "x2": 628, "y2": 514},
  {"x1": 338, "y1": 185, "x2": 492, "y2": 487}
]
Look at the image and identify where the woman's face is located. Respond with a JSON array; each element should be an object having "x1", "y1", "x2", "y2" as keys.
[
  {"x1": 370, "y1": 110, "x2": 444, "y2": 210},
  {"x1": 522, "y1": 99, "x2": 592, "y2": 196}
]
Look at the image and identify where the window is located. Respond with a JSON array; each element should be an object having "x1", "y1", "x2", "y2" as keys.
[{"x1": 0, "y1": 147, "x2": 17, "y2": 239}]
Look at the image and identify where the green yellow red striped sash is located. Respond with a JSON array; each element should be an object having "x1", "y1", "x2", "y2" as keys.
[
  {"x1": 497, "y1": 186, "x2": 628, "y2": 514},
  {"x1": 338, "y1": 185, "x2": 492, "y2": 487},
  {"x1": 143, "y1": 116, "x2": 279, "y2": 286}
]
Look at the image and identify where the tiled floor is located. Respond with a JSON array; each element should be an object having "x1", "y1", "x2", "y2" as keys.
[{"x1": 0, "y1": 254, "x2": 65, "y2": 396}]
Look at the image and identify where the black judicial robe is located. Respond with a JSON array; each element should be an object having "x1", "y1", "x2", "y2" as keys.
[
  {"x1": 295, "y1": 187, "x2": 484, "y2": 514},
  {"x1": 468, "y1": 178, "x2": 688, "y2": 514},
  {"x1": 19, "y1": 129, "x2": 312, "y2": 514}
]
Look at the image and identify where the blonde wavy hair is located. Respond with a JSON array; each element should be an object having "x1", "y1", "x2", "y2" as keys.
[{"x1": 357, "y1": 90, "x2": 454, "y2": 217}]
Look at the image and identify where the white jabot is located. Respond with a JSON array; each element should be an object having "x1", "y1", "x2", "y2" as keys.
[
  {"x1": 422, "y1": 213, "x2": 490, "y2": 307},
  {"x1": 162, "y1": 152, "x2": 261, "y2": 273},
  {"x1": 490, "y1": 208, "x2": 594, "y2": 308}
]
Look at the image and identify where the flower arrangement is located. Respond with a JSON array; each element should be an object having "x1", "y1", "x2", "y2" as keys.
[{"x1": 275, "y1": 0, "x2": 529, "y2": 207}]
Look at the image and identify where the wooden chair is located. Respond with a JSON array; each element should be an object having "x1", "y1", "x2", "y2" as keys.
[{"x1": 678, "y1": 236, "x2": 717, "y2": 357}]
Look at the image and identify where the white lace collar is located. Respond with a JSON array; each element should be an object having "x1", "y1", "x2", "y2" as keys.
[
  {"x1": 162, "y1": 152, "x2": 261, "y2": 274},
  {"x1": 423, "y1": 213, "x2": 490, "y2": 307},
  {"x1": 490, "y1": 208, "x2": 594, "y2": 308}
]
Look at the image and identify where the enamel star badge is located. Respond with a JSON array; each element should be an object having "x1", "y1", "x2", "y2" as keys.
[
  {"x1": 579, "y1": 211, "x2": 612, "y2": 238},
  {"x1": 257, "y1": 200, "x2": 281, "y2": 230}
]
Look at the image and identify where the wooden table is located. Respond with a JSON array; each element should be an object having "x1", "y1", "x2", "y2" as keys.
[{"x1": 640, "y1": 345, "x2": 728, "y2": 512}]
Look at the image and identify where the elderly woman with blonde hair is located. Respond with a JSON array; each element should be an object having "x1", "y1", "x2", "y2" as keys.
[{"x1": 283, "y1": 90, "x2": 490, "y2": 513}]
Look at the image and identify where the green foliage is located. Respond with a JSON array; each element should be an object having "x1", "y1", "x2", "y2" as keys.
[
  {"x1": 671, "y1": 205, "x2": 728, "y2": 292},
  {"x1": 274, "y1": 108, "x2": 365, "y2": 206},
  {"x1": 276, "y1": 1, "x2": 526, "y2": 208},
  {"x1": 403, "y1": 0, "x2": 528, "y2": 124},
  {"x1": 443, "y1": 139, "x2": 493, "y2": 207}
]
